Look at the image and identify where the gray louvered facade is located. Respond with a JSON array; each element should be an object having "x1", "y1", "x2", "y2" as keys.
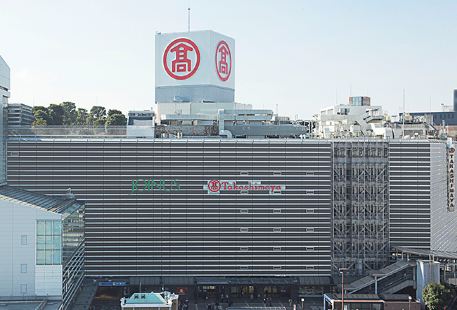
[
  {"x1": 6, "y1": 138, "x2": 456, "y2": 282},
  {"x1": 389, "y1": 141, "x2": 434, "y2": 249},
  {"x1": 7, "y1": 138, "x2": 333, "y2": 278}
]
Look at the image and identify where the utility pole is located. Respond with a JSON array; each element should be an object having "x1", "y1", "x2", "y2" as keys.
[
  {"x1": 339, "y1": 268, "x2": 348, "y2": 310},
  {"x1": 402, "y1": 88, "x2": 406, "y2": 138}
]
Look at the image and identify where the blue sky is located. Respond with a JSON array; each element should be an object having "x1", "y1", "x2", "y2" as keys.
[{"x1": 1, "y1": 0, "x2": 456, "y2": 118}]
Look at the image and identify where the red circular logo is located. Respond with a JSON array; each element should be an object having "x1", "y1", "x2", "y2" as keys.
[
  {"x1": 215, "y1": 40, "x2": 232, "y2": 81},
  {"x1": 208, "y1": 180, "x2": 221, "y2": 193},
  {"x1": 163, "y1": 38, "x2": 200, "y2": 80}
]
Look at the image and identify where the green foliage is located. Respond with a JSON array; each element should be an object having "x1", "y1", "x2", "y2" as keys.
[
  {"x1": 107, "y1": 109, "x2": 123, "y2": 118},
  {"x1": 32, "y1": 106, "x2": 49, "y2": 126},
  {"x1": 31, "y1": 102, "x2": 127, "y2": 128},
  {"x1": 106, "y1": 112, "x2": 127, "y2": 127},
  {"x1": 90, "y1": 106, "x2": 106, "y2": 127},
  {"x1": 32, "y1": 118, "x2": 47, "y2": 126},
  {"x1": 61, "y1": 102, "x2": 77, "y2": 125},
  {"x1": 423, "y1": 282, "x2": 453, "y2": 310},
  {"x1": 47, "y1": 104, "x2": 65, "y2": 125},
  {"x1": 75, "y1": 108, "x2": 89, "y2": 125}
]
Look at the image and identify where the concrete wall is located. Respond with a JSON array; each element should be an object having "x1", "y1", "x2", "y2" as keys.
[
  {"x1": 156, "y1": 85, "x2": 234, "y2": 103},
  {"x1": 0, "y1": 199, "x2": 60, "y2": 297},
  {"x1": 430, "y1": 143, "x2": 457, "y2": 252},
  {"x1": 155, "y1": 101, "x2": 251, "y2": 123}
]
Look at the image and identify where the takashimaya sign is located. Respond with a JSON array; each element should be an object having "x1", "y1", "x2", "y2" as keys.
[
  {"x1": 204, "y1": 180, "x2": 285, "y2": 195},
  {"x1": 131, "y1": 178, "x2": 285, "y2": 195},
  {"x1": 131, "y1": 178, "x2": 181, "y2": 193}
]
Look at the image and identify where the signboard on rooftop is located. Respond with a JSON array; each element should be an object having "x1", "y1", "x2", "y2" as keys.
[{"x1": 155, "y1": 30, "x2": 235, "y2": 90}]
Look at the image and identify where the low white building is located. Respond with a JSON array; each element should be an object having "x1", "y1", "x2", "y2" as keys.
[
  {"x1": 0, "y1": 186, "x2": 85, "y2": 309},
  {"x1": 316, "y1": 96, "x2": 387, "y2": 138},
  {"x1": 121, "y1": 291, "x2": 179, "y2": 310}
]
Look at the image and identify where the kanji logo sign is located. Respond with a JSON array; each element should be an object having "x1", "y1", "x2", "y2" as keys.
[
  {"x1": 163, "y1": 38, "x2": 200, "y2": 80},
  {"x1": 207, "y1": 180, "x2": 221, "y2": 193},
  {"x1": 215, "y1": 40, "x2": 232, "y2": 81},
  {"x1": 204, "y1": 180, "x2": 284, "y2": 195}
]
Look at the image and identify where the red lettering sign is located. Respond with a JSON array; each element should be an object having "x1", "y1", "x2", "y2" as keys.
[
  {"x1": 163, "y1": 38, "x2": 200, "y2": 80},
  {"x1": 215, "y1": 41, "x2": 232, "y2": 81},
  {"x1": 205, "y1": 180, "x2": 284, "y2": 195}
]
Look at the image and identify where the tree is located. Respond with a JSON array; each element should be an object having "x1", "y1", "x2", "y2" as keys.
[
  {"x1": 75, "y1": 108, "x2": 89, "y2": 125},
  {"x1": 105, "y1": 112, "x2": 127, "y2": 127},
  {"x1": 32, "y1": 106, "x2": 49, "y2": 126},
  {"x1": 90, "y1": 106, "x2": 106, "y2": 127},
  {"x1": 107, "y1": 109, "x2": 124, "y2": 118},
  {"x1": 47, "y1": 104, "x2": 65, "y2": 125},
  {"x1": 61, "y1": 102, "x2": 77, "y2": 125},
  {"x1": 423, "y1": 283, "x2": 452, "y2": 310},
  {"x1": 32, "y1": 118, "x2": 47, "y2": 126}
]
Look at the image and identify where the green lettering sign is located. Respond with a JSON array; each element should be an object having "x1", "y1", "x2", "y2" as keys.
[{"x1": 131, "y1": 178, "x2": 181, "y2": 193}]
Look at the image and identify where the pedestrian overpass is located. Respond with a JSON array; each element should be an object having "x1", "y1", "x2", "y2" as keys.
[{"x1": 343, "y1": 247, "x2": 457, "y2": 295}]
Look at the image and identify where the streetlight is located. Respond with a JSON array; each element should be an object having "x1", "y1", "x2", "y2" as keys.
[
  {"x1": 301, "y1": 297, "x2": 304, "y2": 310},
  {"x1": 408, "y1": 296, "x2": 412, "y2": 310},
  {"x1": 339, "y1": 268, "x2": 349, "y2": 310}
]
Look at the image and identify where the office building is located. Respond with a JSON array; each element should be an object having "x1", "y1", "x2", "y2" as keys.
[
  {"x1": 8, "y1": 103, "x2": 34, "y2": 127},
  {"x1": 0, "y1": 56, "x2": 9, "y2": 185}
]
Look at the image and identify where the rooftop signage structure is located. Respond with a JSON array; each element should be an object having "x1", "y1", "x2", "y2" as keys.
[{"x1": 155, "y1": 30, "x2": 235, "y2": 103}]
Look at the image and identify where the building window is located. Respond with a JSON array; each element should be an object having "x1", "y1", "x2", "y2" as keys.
[
  {"x1": 21, "y1": 235, "x2": 27, "y2": 245},
  {"x1": 20, "y1": 264, "x2": 27, "y2": 273},
  {"x1": 36, "y1": 220, "x2": 62, "y2": 265},
  {"x1": 20, "y1": 284, "x2": 27, "y2": 294}
]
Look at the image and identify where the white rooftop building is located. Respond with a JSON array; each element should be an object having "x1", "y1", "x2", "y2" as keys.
[
  {"x1": 146, "y1": 30, "x2": 309, "y2": 139},
  {"x1": 316, "y1": 96, "x2": 388, "y2": 138}
]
